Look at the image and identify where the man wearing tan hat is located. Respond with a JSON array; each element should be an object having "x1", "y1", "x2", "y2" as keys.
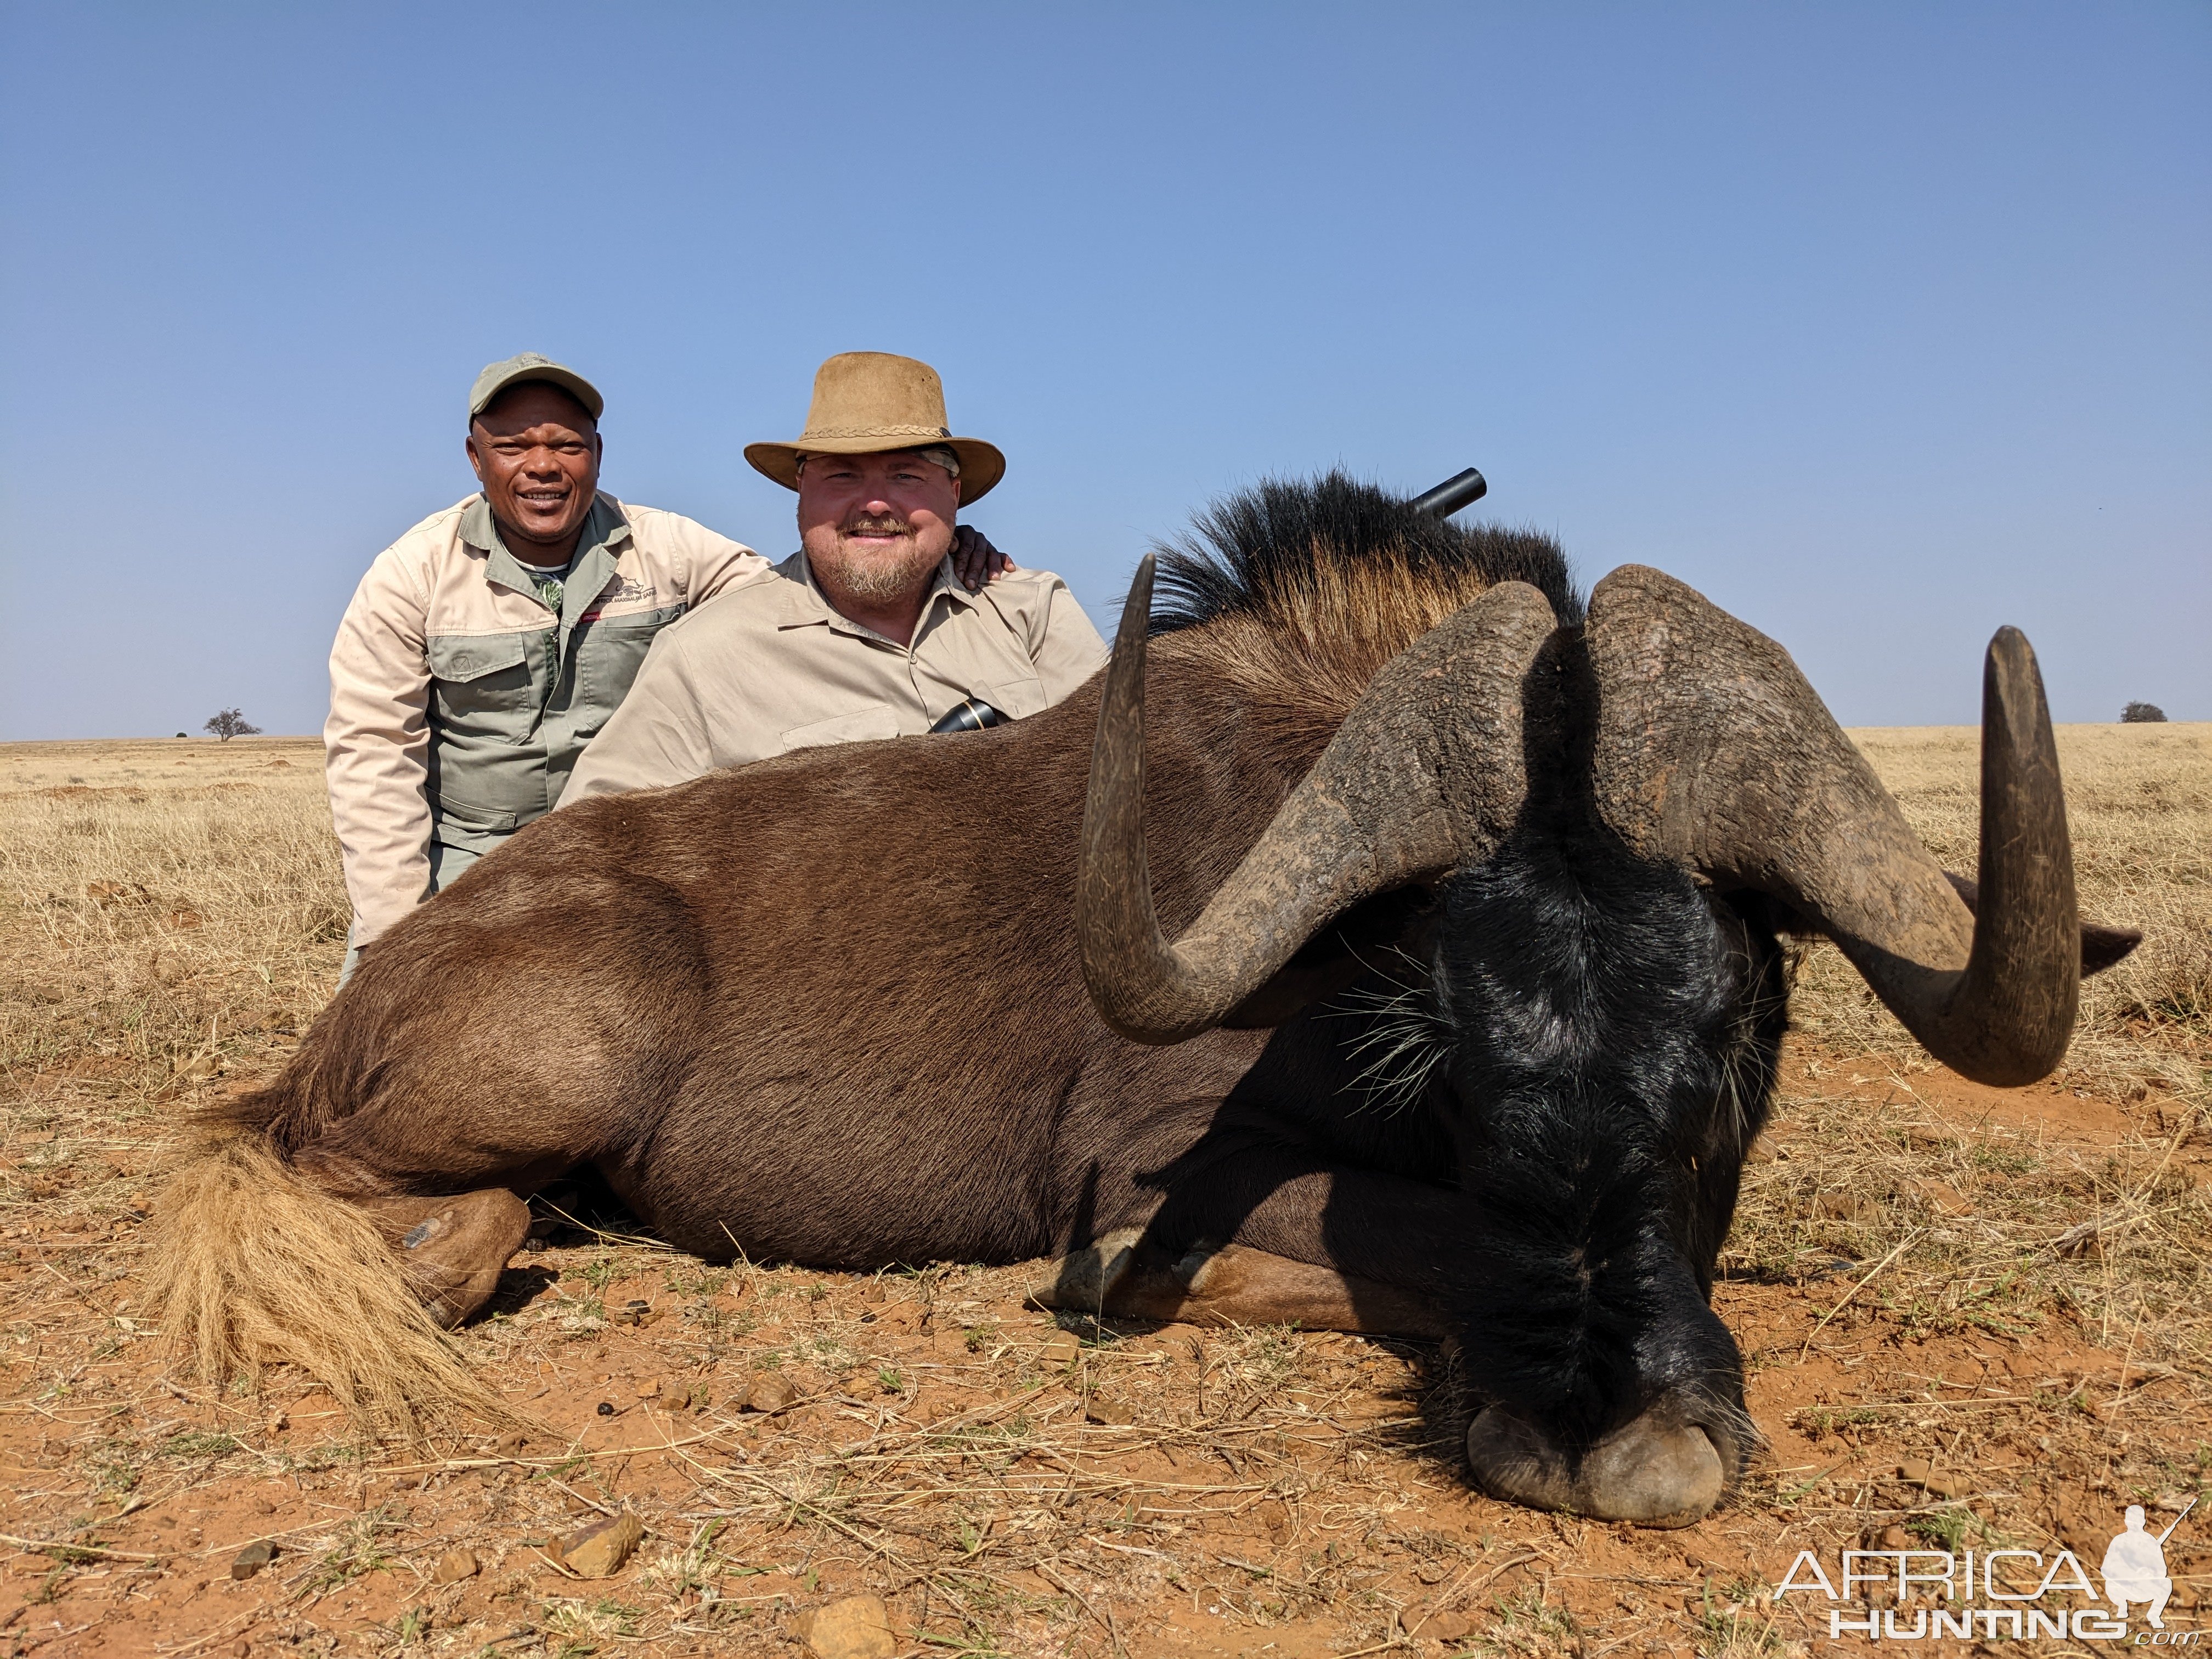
[
  {"x1": 564, "y1": 352, "x2": 1106, "y2": 800},
  {"x1": 326, "y1": 352, "x2": 1013, "y2": 972}
]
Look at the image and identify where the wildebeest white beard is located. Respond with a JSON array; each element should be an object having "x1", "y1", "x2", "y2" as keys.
[{"x1": 1328, "y1": 947, "x2": 1456, "y2": 1119}]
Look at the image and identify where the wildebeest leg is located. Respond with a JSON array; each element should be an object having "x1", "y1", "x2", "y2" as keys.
[
  {"x1": 1036, "y1": 1128, "x2": 1465, "y2": 1337},
  {"x1": 289, "y1": 1124, "x2": 578, "y2": 1328},
  {"x1": 1035, "y1": 1226, "x2": 1448, "y2": 1335},
  {"x1": 352, "y1": 1192, "x2": 533, "y2": 1328}
]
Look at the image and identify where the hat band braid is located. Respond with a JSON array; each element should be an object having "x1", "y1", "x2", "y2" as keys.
[{"x1": 799, "y1": 425, "x2": 953, "y2": 440}]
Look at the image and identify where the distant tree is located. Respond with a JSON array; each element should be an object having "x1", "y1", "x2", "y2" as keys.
[
  {"x1": 174, "y1": 732, "x2": 188, "y2": 738},
  {"x1": 204, "y1": 708, "x2": 263, "y2": 742},
  {"x1": 2121, "y1": 702, "x2": 2168, "y2": 724}
]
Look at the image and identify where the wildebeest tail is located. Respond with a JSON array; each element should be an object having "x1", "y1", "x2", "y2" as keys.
[{"x1": 147, "y1": 1108, "x2": 512, "y2": 1438}]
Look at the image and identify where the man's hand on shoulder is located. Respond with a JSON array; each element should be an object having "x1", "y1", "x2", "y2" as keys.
[{"x1": 952, "y1": 525, "x2": 1017, "y2": 592}]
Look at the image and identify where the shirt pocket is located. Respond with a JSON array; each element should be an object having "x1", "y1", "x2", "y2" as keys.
[
  {"x1": 983, "y1": 675, "x2": 1049, "y2": 719},
  {"x1": 574, "y1": 603, "x2": 686, "y2": 736},
  {"x1": 780, "y1": 705, "x2": 902, "y2": 754},
  {"x1": 426, "y1": 631, "x2": 538, "y2": 743}
]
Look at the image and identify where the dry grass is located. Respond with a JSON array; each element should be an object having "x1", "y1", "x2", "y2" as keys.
[
  {"x1": 0, "y1": 738, "x2": 345, "y2": 1094},
  {"x1": 1, "y1": 728, "x2": 2207, "y2": 1657}
]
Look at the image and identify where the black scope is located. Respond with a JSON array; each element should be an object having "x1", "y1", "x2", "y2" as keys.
[
  {"x1": 927, "y1": 699, "x2": 1007, "y2": 735},
  {"x1": 1408, "y1": 467, "x2": 1488, "y2": 520}
]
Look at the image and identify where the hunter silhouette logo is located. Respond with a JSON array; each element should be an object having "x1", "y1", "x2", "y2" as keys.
[
  {"x1": 1774, "y1": 1498, "x2": 2198, "y2": 1643},
  {"x1": 2106, "y1": 1500, "x2": 2195, "y2": 1631}
]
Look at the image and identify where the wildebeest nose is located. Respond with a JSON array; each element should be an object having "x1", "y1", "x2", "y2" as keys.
[{"x1": 1465, "y1": 1402, "x2": 1725, "y2": 1528}]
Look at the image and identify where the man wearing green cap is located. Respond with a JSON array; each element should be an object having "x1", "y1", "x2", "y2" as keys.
[{"x1": 326, "y1": 352, "x2": 1013, "y2": 973}]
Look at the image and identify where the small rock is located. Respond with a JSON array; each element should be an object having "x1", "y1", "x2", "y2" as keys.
[
  {"x1": 251, "y1": 1498, "x2": 275, "y2": 1516},
  {"x1": 744, "y1": 1374, "x2": 798, "y2": 1413},
  {"x1": 634, "y1": 1378, "x2": 662, "y2": 1400},
  {"x1": 432, "y1": 1547, "x2": 479, "y2": 1584},
  {"x1": 800, "y1": 1594, "x2": 898, "y2": 1659},
  {"x1": 1041, "y1": 1332, "x2": 1081, "y2": 1366},
  {"x1": 229, "y1": 1539, "x2": 278, "y2": 1581},
  {"x1": 1896, "y1": 1458, "x2": 1962, "y2": 1496},
  {"x1": 557, "y1": 1509, "x2": 642, "y2": 1578},
  {"x1": 1081, "y1": 1395, "x2": 1132, "y2": 1426},
  {"x1": 1418, "y1": 1610, "x2": 1472, "y2": 1641},
  {"x1": 1877, "y1": 1525, "x2": 1912, "y2": 1550}
]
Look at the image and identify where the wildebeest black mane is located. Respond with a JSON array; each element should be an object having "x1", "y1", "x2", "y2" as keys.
[{"x1": 1149, "y1": 471, "x2": 1585, "y2": 636}]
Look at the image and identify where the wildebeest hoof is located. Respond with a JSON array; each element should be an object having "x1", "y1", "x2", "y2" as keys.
[
  {"x1": 1465, "y1": 1404, "x2": 1725, "y2": 1527},
  {"x1": 1028, "y1": 1227, "x2": 1144, "y2": 1314},
  {"x1": 361, "y1": 1190, "x2": 531, "y2": 1329}
]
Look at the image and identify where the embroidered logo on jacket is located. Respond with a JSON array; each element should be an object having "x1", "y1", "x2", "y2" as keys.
[{"x1": 579, "y1": 576, "x2": 662, "y2": 623}]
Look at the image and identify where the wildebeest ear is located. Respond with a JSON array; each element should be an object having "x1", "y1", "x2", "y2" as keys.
[
  {"x1": 1943, "y1": 871, "x2": 2143, "y2": 978},
  {"x1": 1220, "y1": 887, "x2": 1438, "y2": 1029}
]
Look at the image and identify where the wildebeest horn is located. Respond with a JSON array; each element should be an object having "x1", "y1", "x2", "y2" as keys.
[
  {"x1": 1584, "y1": 565, "x2": 2088, "y2": 1087},
  {"x1": 1079, "y1": 556, "x2": 1558, "y2": 1044}
]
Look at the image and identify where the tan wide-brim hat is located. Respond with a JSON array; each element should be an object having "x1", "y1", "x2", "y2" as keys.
[{"x1": 745, "y1": 352, "x2": 1006, "y2": 504}]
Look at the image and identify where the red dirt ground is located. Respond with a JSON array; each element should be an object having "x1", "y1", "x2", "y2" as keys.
[{"x1": 3, "y1": 1037, "x2": 2206, "y2": 1658}]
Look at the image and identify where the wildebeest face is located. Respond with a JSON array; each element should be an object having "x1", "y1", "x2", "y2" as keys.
[
  {"x1": 1424, "y1": 847, "x2": 1788, "y2": 1522},
  {"x1": 1079, "y1": 553, "x2": 2132, "y2": 1525}
]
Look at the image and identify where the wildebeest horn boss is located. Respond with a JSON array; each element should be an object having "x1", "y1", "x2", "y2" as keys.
[{"x1": 150, "y1": 475, "x2": 2138, "y2": 1527}]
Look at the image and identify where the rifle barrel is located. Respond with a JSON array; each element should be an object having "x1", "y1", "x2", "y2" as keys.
[
  {"x1": 2157, "y1": 1494, "x2": 2197, "y2": 1543},
  {"x1": 1409, "y1": 468, "x2": 1488, "y2": 520}
]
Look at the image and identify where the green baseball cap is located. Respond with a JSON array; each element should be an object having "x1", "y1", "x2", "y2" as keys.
[{"x1": 467, "y1": 353, "x2": 605, "y2": 422}]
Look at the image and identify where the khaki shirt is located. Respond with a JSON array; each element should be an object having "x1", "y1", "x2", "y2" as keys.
[
  {"x1": 328, "y1": 493, "x2": 769, "y2": 944},
  {"x1": 563, "y1": 550, "x2": 1107, "y2": 799}
]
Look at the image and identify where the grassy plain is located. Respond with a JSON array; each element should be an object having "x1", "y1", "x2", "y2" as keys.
[{"x1": 1, "y1": 726, "x2": 2207, "y2": 1658}]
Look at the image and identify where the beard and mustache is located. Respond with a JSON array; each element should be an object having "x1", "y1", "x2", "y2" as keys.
[{"x1": 806, "y1": 512, "x2": 949, "y2": 603}]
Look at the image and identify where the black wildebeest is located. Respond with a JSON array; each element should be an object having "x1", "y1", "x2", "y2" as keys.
[{"x1": 153, "y1": 476, "x2": 2135, "y2": 1526}]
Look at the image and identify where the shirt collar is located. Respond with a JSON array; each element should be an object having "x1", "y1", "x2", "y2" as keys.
[{"x1": 464, "y1": 493, "x2": 632, "y2": 601}]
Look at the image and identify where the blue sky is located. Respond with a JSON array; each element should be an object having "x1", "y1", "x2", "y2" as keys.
[{"x1": 2, "y1": 2, "x2": 2205, "y2": 738}]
